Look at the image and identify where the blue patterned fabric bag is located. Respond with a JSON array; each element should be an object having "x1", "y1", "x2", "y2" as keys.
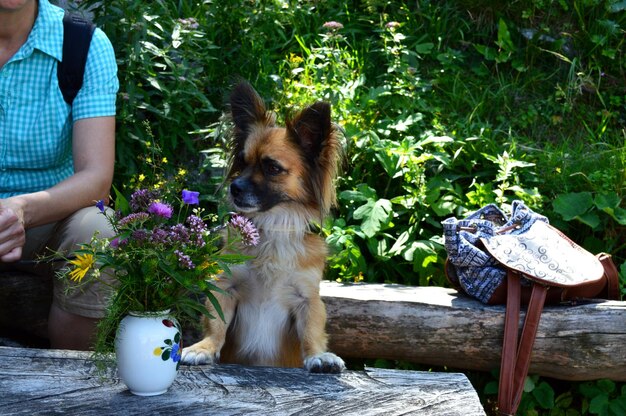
[
  {"x1": 441, "y1": 200, "x2": 613, "y2": 304},
  {"x1": 441, "y1": 201, "x2": 550, "y2": 303},
  {"x1": 441, "y1": 200, "x2": 618, "y2": 415}
]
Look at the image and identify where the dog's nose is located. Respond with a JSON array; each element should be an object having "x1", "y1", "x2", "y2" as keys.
[{"x1": 230, "y1": 179, "x2": 244, "y2": 198}]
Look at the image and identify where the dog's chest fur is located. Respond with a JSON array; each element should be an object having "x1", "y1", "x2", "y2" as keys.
[{"x1": 223, "y1": 227, "x2": 326, "y2": 366}]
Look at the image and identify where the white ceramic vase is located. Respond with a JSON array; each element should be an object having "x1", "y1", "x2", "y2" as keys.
[{"x1": 114, "y1": 310, "x2": 182, "y2": 396}]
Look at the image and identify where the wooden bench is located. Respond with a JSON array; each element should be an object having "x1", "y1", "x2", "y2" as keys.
[
  {"x1": 2, "y1": 274, "x2": 625, "y2": 382},
  {"x1": 321, "y1": 281, "x2": 626, "y2": 382}
]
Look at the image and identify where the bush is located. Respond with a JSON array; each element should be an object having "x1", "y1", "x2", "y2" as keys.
[{"x1": 73, "y1": 0, "x2": 625, "y2": 413}]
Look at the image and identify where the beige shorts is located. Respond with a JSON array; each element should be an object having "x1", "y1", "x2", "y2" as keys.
[{"x1": 0, "y1": 206, "x2": 116, "y2": 319}]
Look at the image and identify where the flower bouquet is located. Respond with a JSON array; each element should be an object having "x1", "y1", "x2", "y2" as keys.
[{"x1": 56, "y1": 178, "x2": 258, "y2": 394}]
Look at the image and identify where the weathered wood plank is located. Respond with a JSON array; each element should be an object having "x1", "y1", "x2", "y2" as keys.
[
  {"x1": 0, "y1": 346, "x2": 485, "y2": 415},
  {"x1": 321, "y1": 281, "x2": 626, "y2": 382}
]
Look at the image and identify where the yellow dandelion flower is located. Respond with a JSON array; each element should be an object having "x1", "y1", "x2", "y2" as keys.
[
  {"x1": 68, "y1": 253, "x2": 95, "y2": 282},
  {"x1": 153, "y1": 347, "x2": 162, "y2": 356}
]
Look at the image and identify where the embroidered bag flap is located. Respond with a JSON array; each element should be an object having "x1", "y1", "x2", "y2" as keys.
[{"x1": 481, "y1": 221, "x2": 604, "y2": 287}]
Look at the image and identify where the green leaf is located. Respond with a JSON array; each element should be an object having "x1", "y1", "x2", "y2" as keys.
[
  {"x1": 596, "y1": 379, "x2": 616, "y2": 394},
  {"x1": 112, "y1": 185, "x2": 130, "y2": 215},
  {"x1": 414, "y1": 42, "x2": 434, "y2": 55},
  {"x1": 484, "y1": 380, "x2": 498, "y2": 395},
  {"x1": 497, "y1": 19, "x2": 514, "y2": 52},
  {"x1": 608, "y1": 395, "x2": 626, "y2": 416},
  {"x1": 353, "y1": 199, "x2": 392, "y2": 238},
  {"x1": 595, "y1": 193, "x2": 620, "y2": 210},
  {"x1": 595, "y1": 193, "x2": 626, "y2": 225},
  {"x1": 577, "y1": 211, "x2": 601, "y2": 229},
  {"x1": 589, "y1": 393, "x2": 609, "y2": 416},
  {"x1": 553, "y1": 192, "x2": 594, "y2": 221},
  {"x1": 533, "y1": 382, "x2": 555, "y2": 409}
]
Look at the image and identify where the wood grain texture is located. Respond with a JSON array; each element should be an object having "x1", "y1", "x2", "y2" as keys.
[
  {"x1": 321, "y1": 282, "x2": 626, "y2": 381},
  {"x1": 0, "y1": 346, "x2": 485, "y2": 415}
]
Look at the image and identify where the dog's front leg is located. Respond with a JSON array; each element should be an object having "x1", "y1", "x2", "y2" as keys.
[
  {"x1": 298, "y1": 293, "x2": 345, "y2": 373},
  {"x1": 181, "y1": 281, "x2": 237, "y2": 365}
]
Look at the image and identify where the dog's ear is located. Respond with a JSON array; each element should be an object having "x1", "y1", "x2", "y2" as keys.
[
  {"x1": 230, "y1": 82, "x2": 275, "y2": 137},
  {"x1": 288, "y1": 102, "x2": 331, "y2": 158}
]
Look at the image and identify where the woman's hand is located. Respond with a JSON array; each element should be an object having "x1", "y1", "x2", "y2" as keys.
[{"x1": 0, "y1": 201, "x2": 26, "y2": 262}]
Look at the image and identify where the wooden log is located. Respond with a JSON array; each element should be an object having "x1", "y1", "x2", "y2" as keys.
[{"x1": 321, "y1": 281, "x2": 626, "y2": 382}]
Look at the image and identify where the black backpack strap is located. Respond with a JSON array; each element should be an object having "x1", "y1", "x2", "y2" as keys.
[{"x1": 58, "y1": 11, "x2": 96, "y2": 105}]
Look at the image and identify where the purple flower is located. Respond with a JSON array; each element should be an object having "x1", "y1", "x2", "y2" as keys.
[
  {"x1": 96, "y1": 200, "x2": 105, "y2": 213},
  {"x1": 118, "y1": 212, "x2": 150, "y2": 226},
  {"x1": 150, "y1": 228, "x2": 169, "y2": 244},
  {"x1": 182, "y1": 190, "x2": 200, "y2": 205},
  {"x1": 229, "y1": 213, "x2": 260, "y2": 247},
  {"x1": 169, "y1": 224, "x2": 190, "y2": 244},
  {"x1": 110, "y1": 237, "x2": 127, "y2": 248},
  {"x1": 174, "y1": 250, "x2": 194, "y2": 269},
  {"x1": 131, "y1": 229, "x2": 149, "y2": 243},
  {"x1": 323, "y1": 21, "x2": 344, "y2": 31},
  {"x1": 130, "y1": 189, "x2": 161, "y2": 212},
  {"x1": 148, "y1": 202, "x2": 173, "y2": 219}
]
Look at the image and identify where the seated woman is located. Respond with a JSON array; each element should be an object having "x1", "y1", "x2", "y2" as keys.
[{"x1": 0, "y1": 0, "x2": 118, "y2": 350}]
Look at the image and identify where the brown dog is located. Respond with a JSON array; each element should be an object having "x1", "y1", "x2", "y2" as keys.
[{"x1": 181, "y1": 82, "x2": 345, "y2": 373}]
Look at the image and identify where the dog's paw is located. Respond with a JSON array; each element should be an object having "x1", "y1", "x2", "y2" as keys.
[
  {"x1": 180, "y1": 342, "x2": 220, "y2": 366},
  {"x1": 304, "y1": 352, "x2": 345, "y2": 373}
]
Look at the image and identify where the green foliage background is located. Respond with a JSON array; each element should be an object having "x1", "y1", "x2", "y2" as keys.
[{"x1": 68, "y1": 0, "x2": 625, "y2": 414}]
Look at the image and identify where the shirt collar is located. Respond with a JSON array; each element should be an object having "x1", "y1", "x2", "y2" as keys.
[{"x1": 25, "y1": 0, "x2": 64, "y2": 62}]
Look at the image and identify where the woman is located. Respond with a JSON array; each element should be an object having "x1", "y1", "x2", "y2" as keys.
[{"x1": 0, "y1": 0, "x2": 118, "y2": 349}]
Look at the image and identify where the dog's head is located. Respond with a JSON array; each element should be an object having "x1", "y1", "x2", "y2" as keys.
[{"x1": 226, "y1": 82, "x2": 341, "y2": 222}]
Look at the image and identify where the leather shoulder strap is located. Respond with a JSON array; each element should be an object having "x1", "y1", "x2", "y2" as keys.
[{"x1": 498, "y1": 271, "x2": 549, "y2": 415}]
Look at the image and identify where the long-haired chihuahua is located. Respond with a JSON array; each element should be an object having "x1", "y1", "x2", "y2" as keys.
[{"x1": 181, "y1": 82, "x2": 345, "y2": 373}]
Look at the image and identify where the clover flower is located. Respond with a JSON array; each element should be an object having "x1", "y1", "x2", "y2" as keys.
[
  {"x1": 229, "y1": 213, "x2": 260, "y2": 246},
  {"x1": 148, "y1": 202, "x2": 173, "y2": 219}
]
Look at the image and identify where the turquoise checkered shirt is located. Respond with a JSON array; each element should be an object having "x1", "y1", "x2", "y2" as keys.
[{"x1": 0, "y1": 0, "x2": 118, "y2": 198}]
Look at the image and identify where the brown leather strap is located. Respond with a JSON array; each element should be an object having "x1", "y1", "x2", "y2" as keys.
[
  {"x1": 598, "y1": 253, "x2": 621, "y2": 300},
  {"x1": 498, "y1": 271, "x2": 548, "y2": 415},
  {"x1": 498, "y1": 271, "x2": 521, "y2": 415}
]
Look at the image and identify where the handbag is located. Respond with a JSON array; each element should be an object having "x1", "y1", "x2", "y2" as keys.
[{"x1": 441, "y1": 201, "x2": 620, "y2": 415}]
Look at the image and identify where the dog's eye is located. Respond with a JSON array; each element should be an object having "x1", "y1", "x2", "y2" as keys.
[{"x1": 262, "y1": 159, "x2": 285, "y2": 176}]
